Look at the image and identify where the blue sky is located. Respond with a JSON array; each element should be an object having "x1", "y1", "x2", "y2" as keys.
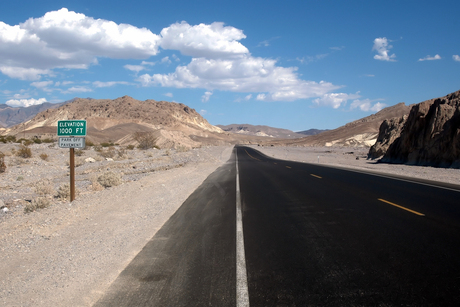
[{"x1": 0, "y1": 0, "x2": 459, "y2": 131}]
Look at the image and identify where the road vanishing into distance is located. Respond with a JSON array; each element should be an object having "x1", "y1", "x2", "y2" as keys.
[{"x1": 94, "y1": 146, "x2": 460, "y2": 306}]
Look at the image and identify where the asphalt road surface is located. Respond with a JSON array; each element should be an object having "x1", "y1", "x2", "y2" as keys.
[{"x1": 94, "y1": 146, "x2": 460, "y2": 306}]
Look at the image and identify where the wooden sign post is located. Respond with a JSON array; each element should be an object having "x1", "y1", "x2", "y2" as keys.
[
  {"x1": 57, "y1": 120, "x2": 87, "y2": 202},
  {"x1": 70, "y1": 148, "x2": 75, "y2": 201}
]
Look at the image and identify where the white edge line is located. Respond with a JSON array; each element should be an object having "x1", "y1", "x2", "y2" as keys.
[{"x1": 236, "y1": 150, "x2": 250, "y2": 306}]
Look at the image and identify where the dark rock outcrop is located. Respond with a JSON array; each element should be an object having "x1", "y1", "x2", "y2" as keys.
[
  {"x1": 368, "y1": 115, "x2": 407, "y2": 159},
  {"x1": 376, "y1": 90, "x2": 460, "y2": 168}
]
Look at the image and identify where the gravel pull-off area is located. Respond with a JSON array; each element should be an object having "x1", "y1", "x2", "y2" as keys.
[
  {"x1": 250, "y1": 145, "x2": 460, "y2": 186},
  {"x1": 0, "y1": 144, "x2": 233, "y2": 307}
]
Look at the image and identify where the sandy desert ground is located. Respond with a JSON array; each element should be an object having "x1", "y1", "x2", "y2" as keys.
[{"x1": 1, "y1": 143, "x2": 459, "y2": 306}]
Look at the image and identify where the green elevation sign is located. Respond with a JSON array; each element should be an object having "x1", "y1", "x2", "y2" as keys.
[{"x1": 57, "y1": 120, "x2": 87, "y2": 136}]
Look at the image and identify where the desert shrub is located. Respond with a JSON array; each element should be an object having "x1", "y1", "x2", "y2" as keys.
[
  {"x1": 89, "y1": 175, "x2": 104, "y2": 191},
  {"x1": 17, "y1": 176, "x2": 24, "y2": 181},
  {"x1": 39, "y1": 153, "x2": 49, "y2": 161},
  {"x1": 97, "y1": 171, "x2": 122, "y2": 188},
  {"x1": 75, "y1": 157, "x2": 85, "y2": 167},
  {"x1": 126, "y1": 144, "x2": 135, "y2": 150},
  {"x1": 133, "y1": 132, "x2": 158, "y2": 150},
  {"x1": 85, "y1": 140, "x2": 94, "y2": 147},
  {"x1": 94, "y1": 145, "x2": 103, "y2": 152},
  {"x1": 24, "y1": 197, "x2": 51, "y2": 213},
  {"x1": 42, "y1": 138, "x2": 54, "y2": 143},
  {"x1": 175, "y1": 145, "x2": 190, "y2": 152},
  {"x1": 56, "y1": 183, "x2": 79, "y2": 199},
  {"x1": 0, "y1": 152, "x2": 6, "y2": 173},
  {"x1": 6, "y1": 135, "x2": 16, "y2": 143},
  {"x1": 74, "y1": 149, "x2": 85, "y2": 156},
  {"x1": 16, "y1": 145, "x2": 32, "y2": 158},
  {"x1": 65, "y1": 157, "x2": 85, "y2": 167},
  {"x1": 15, "y1": 138, "x2": 34, "y2": 146},
  {"x1": 98, "y1": 148, "x2": 115, "y2": 159},
  {"x1": 34, "y1": 179, "x2": 54, "y2": 196},
  {"x1": 117, "y1": 147, "x2": 127, "y2": 158},
  {"x1": 0, "y1": 136, "x2": 6, "y2": 144},
  {"x1": 100, "y1": 141, "x2": 114, "y2": 147},
  {"x1": 33, "y1": 138, "x2": 42, "y2": 144}
]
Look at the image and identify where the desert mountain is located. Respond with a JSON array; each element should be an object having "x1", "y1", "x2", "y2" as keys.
[
  {"x1": 297, "y1": 129, "x2": 329, "y2": 136},
  {"x1": 370, "y1": 89, "x2": 460, "y2": 168},
  {"x1": 262, "y1": 102, "x2": 412, "y2": 147},
  {"x1": 2, "y1": 96, "x2": 227, "y2": 149},
  {"x1": 217, "y1": 124, "x2": 304, "y2": 139},
  {"x1": 0, "y1": 101, "x2": 68, "y2": 128}
]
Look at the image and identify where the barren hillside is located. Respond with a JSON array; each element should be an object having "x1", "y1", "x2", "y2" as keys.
[
  {"x1": 2, "y1": 96, "x2": 230, "y2": 148},
  {"x1": 262, "y1": 102, "x2": 412, "y2": 147}
]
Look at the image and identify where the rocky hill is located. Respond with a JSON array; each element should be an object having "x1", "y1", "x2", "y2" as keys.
[
  {"x1": 263, "y1": 102, "x2": 412, "y2": 147},
  {"x1": 370, "y1": 90, "x2": 460, "y2": 168},
  {"x1": 2, "y1": 96, "x2": 227, "y2": 149},
  {"x1": 217, "y1": 124, "x2": 304, "y2": 139}
]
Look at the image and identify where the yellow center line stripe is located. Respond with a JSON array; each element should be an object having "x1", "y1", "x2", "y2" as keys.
[
  {"x1": 378, "y1": 198, "x2": 425, "y2": 216},
  {"x1": 310, "y1": 174, "x2": 322, "y2": 179},
  {"x1": 244, "y1": 149, "x2": 261, "y2": 161},
  {"x1": 286, "y1": 166, "x2": 291, "y2": 169}
]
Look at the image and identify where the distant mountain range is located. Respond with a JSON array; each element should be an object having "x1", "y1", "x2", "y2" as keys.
[
  {"x1": 216, "y1": 124, "x2": 305, "y2": 139},
  {"x1": 0, "y1": 100, "x2": 71, "y2": 128},
  {"x1": 0, "y1": 95, "x2": 413, "y2": 150}
]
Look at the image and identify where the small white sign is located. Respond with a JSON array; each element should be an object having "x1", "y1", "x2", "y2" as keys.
[{"x1": 59, "y1": 137, "x2": 86, "y2": 148}]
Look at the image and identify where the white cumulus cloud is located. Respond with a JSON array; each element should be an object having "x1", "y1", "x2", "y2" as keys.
[
  {"x1": 1, "y1": 8, "x2": 346, "y2": 105},
  {"x1": 0, "y1": 8, "x2": 161, "y2": 80},
  {"x1": 159, "y1": 21, "x2": 248, "y2": 58},
  {"x1": 350, "y1": 99, "x2": 386, "y2": 112},
  {"x1": 418, "y1": 54, "x2": 441, "y2": 61},
  {"x1": 62, "y1": 86, "x2": 93, "y2": 94},
  {"x1": 31, "y1": 80, "x2": 53, "y2": 88},
  {"x1": 313, "y1": 92, "x2": 361, "y2": 109},
  {"x1": 6, "y1": 97, "x2": 47, "y2": 107},
  {"x1": 161, "y1": 56, "x2": 171, "y2": 64},
  {"x1": 201, "y1": 91, "x2": 213, "y2": 102},
  {"x1": 124, "y1": 64, "x2": 146, "y2": 73},
  {"x1": 453, "y1": 55, "x2": 460, "y2": 62},
  {"x1": 138, "y1": 56, "x2": 341, "y2": 101},
  {"x1": 372, "y1": 37, "x2": 396, "y2": 62},
  {"x1": 92, "y1": 81, "x2": 131, "y2": 87}
]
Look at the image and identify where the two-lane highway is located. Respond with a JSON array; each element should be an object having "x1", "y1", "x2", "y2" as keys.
[
  {"x1": 238, "y1": 146, "x2": 460, "y2": 306},
  {"x1": 95, "y1": 146, "x2": 460, "y2": 306}
]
